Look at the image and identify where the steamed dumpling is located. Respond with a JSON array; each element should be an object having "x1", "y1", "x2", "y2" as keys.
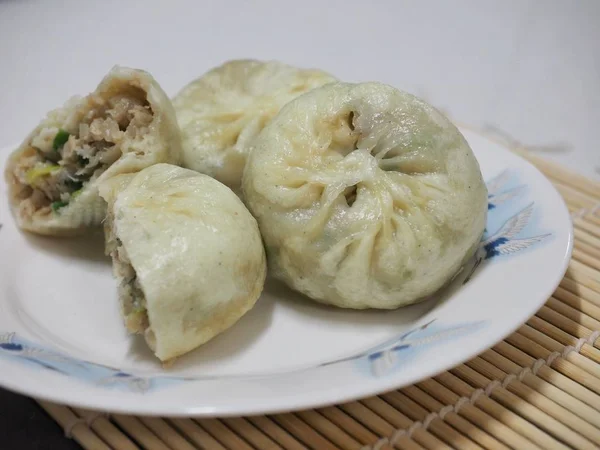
[
  {"x1": 99, "y1": 164, "x2": 266, "y2": 363},
  {"x1": 4, "y1": 66, "x2": 181, "y2": 236},
  {"x1": 243, "y1": 82, "x2": 487, "y2": 310},
  {"x1": 173, "y1": 59, "x2": 336, "y2": 192}
]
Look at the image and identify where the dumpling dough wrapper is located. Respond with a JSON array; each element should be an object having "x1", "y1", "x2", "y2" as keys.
[
  {"x1": 173, "y1": 59, "x2": 336, "y2": 193},
  {"x1": 243, "y1": 82, "x2": 487, "y2": 310},
  {"x1": 100, "y1": 164, "x2": 267, "y2": 363}
]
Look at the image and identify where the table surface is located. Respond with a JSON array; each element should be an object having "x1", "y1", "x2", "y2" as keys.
[{"x1": 1, "y1": 0, "x2": 599, "y2": 448}]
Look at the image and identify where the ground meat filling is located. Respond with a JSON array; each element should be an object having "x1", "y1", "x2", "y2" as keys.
[
  {"x1": 105, "y1": 215, "x2": 149, "y2": 334},
  {"x1": 117, "y1": 243, "x2": 149, "y2": 334},
  {"x1": 13, "y1": 91, "x2": 153, "y2": 216}
]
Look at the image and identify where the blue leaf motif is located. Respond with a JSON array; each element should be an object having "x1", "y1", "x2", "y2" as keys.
[
  {"x1": 24, "y1": 357, "x2": 67, "y2": 374},
  {"x1": 365, "y1": 321, "x2": 485, "y2": 376},
  {"x1": 486, "y1": 170, "x2": 526, "y2": 210},
  {"x1": 480, "y1": 203, "x2": 550, "y2": 260},
  {"x1": 483, "y1": 236, "x2": 509, "y2": 258},
  {"x1": 464, "y1": 171, "x2": 552, "y2": 284},
  {"x1": 0, "y1": 343, "x2": 23, "y2": 351},
  {"x1": 97, "y1": 372, "x2": 151, "y2": 393}
]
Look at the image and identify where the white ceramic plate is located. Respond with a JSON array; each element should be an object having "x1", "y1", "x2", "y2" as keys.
[{"x1": 0, "y1": 128, "x2": 572, "y2": 417}]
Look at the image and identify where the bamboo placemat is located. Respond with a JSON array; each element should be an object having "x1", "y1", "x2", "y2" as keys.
[{"x1": 34, "y1": 132, "x2": 600, "y2": 450}]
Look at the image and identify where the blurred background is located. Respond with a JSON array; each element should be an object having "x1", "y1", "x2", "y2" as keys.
[
  {"x1": 0, "y1": 0, "x2": 598, "y2": 179},
  {"x1": 0, "y1": 0, "x2": 598, "y2": 447}
]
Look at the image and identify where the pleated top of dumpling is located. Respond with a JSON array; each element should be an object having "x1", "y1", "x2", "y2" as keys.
[
  {"x1": 173, "y1": 59, "x2": 336, "y2": 193},
  {"x1": 243, "y1": 82, "x2": 488, "y2": 309}
]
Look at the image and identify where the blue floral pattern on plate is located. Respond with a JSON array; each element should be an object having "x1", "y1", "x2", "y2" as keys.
[
  {"x1": 0, "y1": 332, "x2": 182, "y2": 393},
  {"x1": 0, "y1": 169, "x2": 552, "y2": 392},
  {"x1": 464, "y1": 169, "x2": 552, "y2": 283},
  {"x1": 317, "y1": 319, "x2": 486, "y2": 377}
]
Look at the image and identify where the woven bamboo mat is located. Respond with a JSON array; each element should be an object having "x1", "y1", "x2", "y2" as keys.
[{"x1": 35, "y1": 138, "x2": 600, "y2": 450}]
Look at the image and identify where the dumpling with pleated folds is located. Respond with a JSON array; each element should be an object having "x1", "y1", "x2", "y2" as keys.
[
  {"x1": 100, "y1": 164, "x2": 267, "y2": 363},
  {"x1": 4, "y1": 66, "x2": 181, "y2": 236},
  {"x1": 243, "y1": 82, "x2": 488, "y2": 309},
  {"x1": 172, "y1": 59, "x2": 336, "y2": 192}
]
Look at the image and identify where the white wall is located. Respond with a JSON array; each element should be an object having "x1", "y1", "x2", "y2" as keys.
[{"x1": 1, "y1": 0, "x2": 598, "y2": 178}]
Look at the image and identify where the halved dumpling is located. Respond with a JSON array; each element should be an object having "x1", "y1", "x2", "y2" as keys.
[
  {"x1": 4, "y1": 66, "x2": 181, "y2": 236},
  {"x1": 99, "y1": 164, "x2": 267, "y2": 363},
  {"x1": 173, "y1": 59, "x2": 336, "y2": 193}
]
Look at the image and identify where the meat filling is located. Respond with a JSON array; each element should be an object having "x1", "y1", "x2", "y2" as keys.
[
  {"x1": 13, "y1": 91, "x2": 153, "y2": 216},
  {"x1": 105, "y1": 211, "x2": 149, "y2": 334}
]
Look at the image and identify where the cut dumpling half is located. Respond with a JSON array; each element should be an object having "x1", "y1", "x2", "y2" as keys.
[
  {"x1": 173, "y1": 59, "x2": 336, "y2": 192},
  {"x1": 243, "y1": 82, "x2": 488, "y2": 310},
  {"x1": 4, "y1": 66, "x2": 181, "y2": 236},
  {"x1": 99, "y1": 164, "x2": 267, "y2": 363}
]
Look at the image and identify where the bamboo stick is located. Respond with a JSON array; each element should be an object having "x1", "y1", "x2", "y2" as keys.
[
  {"x1": 318, "y1": 406, "x2": 383, "y2": 447},
  {"x1": 340, "y1": 401, "x2": 397, "y2": 437},
  {"x1": 564, "y1": 271, "x2": 600, "y2": 297},
  {"x1": 270, "y1": 413, "x2": 342, "y2": 450},
  {"x1": 194, "y1": 418, "x2": 255, "y2": 450},
  {"x1": 246, "y1": 416, "x2": 308, "y2": 450},
  {"x1": 584, "y1": 214, "x2": 600, "y2": 227},
  {"x1": 464, "y1": 357, "x2": 600, "y2": 445},
  {"x1": 418, "y1": 378, "x2": 542, "y2": 449},
  {"x1": 536, "y1": 305, "x2": 600, "y2": 350},
  {"x1": 553, "y1": 286, "x2": 600, "y2": 319},
  {"x1": 435, "y1": 371, "x2": 561, "y2": 449},
  {"x1": 381, "y1": 388, "x2": 496, "y2": 450},
  {"x1": 554, "y1": 184, "x2": 596, "y2": 211},
  {"x1": 295, "y1": 410, "x2": 361, "y2": 450},
  {"x1": 72, "y1": 409, "x2": 139, "y2": 450},
  {"x1": 361, "y1": 396, "x2": 452, "y2": 450},
  {"x1": 574, "y1": 218, "x2": 600, "y2": 239},
  {"x1": 572, "y1": 229, "x2": 600, "y2": 257},
  {"x1": 569, "y1": 258, "x2": 600, "y2": 282},
  {"x1": 168, "y1": 418, "x2": 227, "y2": 450},
  {"x1": 544, "y1": 299, "x2": 600, "y2": 350},
  {"x1": 493, "y1": 340, "x2": 600, "y2": 409},
  {"x1": 417, "y1": 378, "x2": 538, "y2": 448},
  {"x1": 451, "y1": 365, "x2": 594, "y2": 449},
  {"x1": 572, "y1": 247, "x2": 600, "y2": 272},
  {"x1": 221, "y1": 417, "x2": 282, "y2": 450},
  {"x1": 505, "y1": 331, "x2": 600, "y2": 394},
  {"x1": 545, "y1": 297, "x2": 600, "y2": 331},
  {"x1": 138, "y1": 417, "x2": 197, "y2": 450},
  {"x1": 38, "y1": 402, "x2": 111, "y2": 450},
  {"x1": 339, "y1": 402, "x2": 425, "y2": 450},
  {"x1": 383, "y1": 390, "x2": 495, "y2": 450},
  {"x1": 479, "y1": 348, "x2": 600, "y2": 419},
  {"x1": 573, "y1": 239, "x2": 600, "y2": 265},
  {"x1": 561, "y1": 181, "x2": 600, "y2": 205},
  {"x1": 521, "y1": 319, "x2": 600, "y2": 366},
  {"x1": 560, "y1": 277, "x2": 600, "y2": 307},
  {"x1": 111, "y1": 415, "x2": 171, "y2": 450}
]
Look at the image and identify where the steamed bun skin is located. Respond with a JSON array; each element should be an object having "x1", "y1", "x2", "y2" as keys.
[
  {"x1": 243, "y1": 82, "x2": 487, "y2": 310},
  {"x1": 172, "y1": 59, "x2": 336, "y2": 192},
  {"x1": 4, "y1": 66, "x2": 181, "y2": 236},
  {"x1": 100, "y1": 164, "x2": 266, "y2": 362}
]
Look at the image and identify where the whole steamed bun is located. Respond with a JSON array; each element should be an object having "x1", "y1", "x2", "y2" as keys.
[
  {"x1": 243, "y1": 82, "x2": 487, "y2": 310},
  {"x1": 172, "y1": 59, "x2": 336, "y2": 193}
]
